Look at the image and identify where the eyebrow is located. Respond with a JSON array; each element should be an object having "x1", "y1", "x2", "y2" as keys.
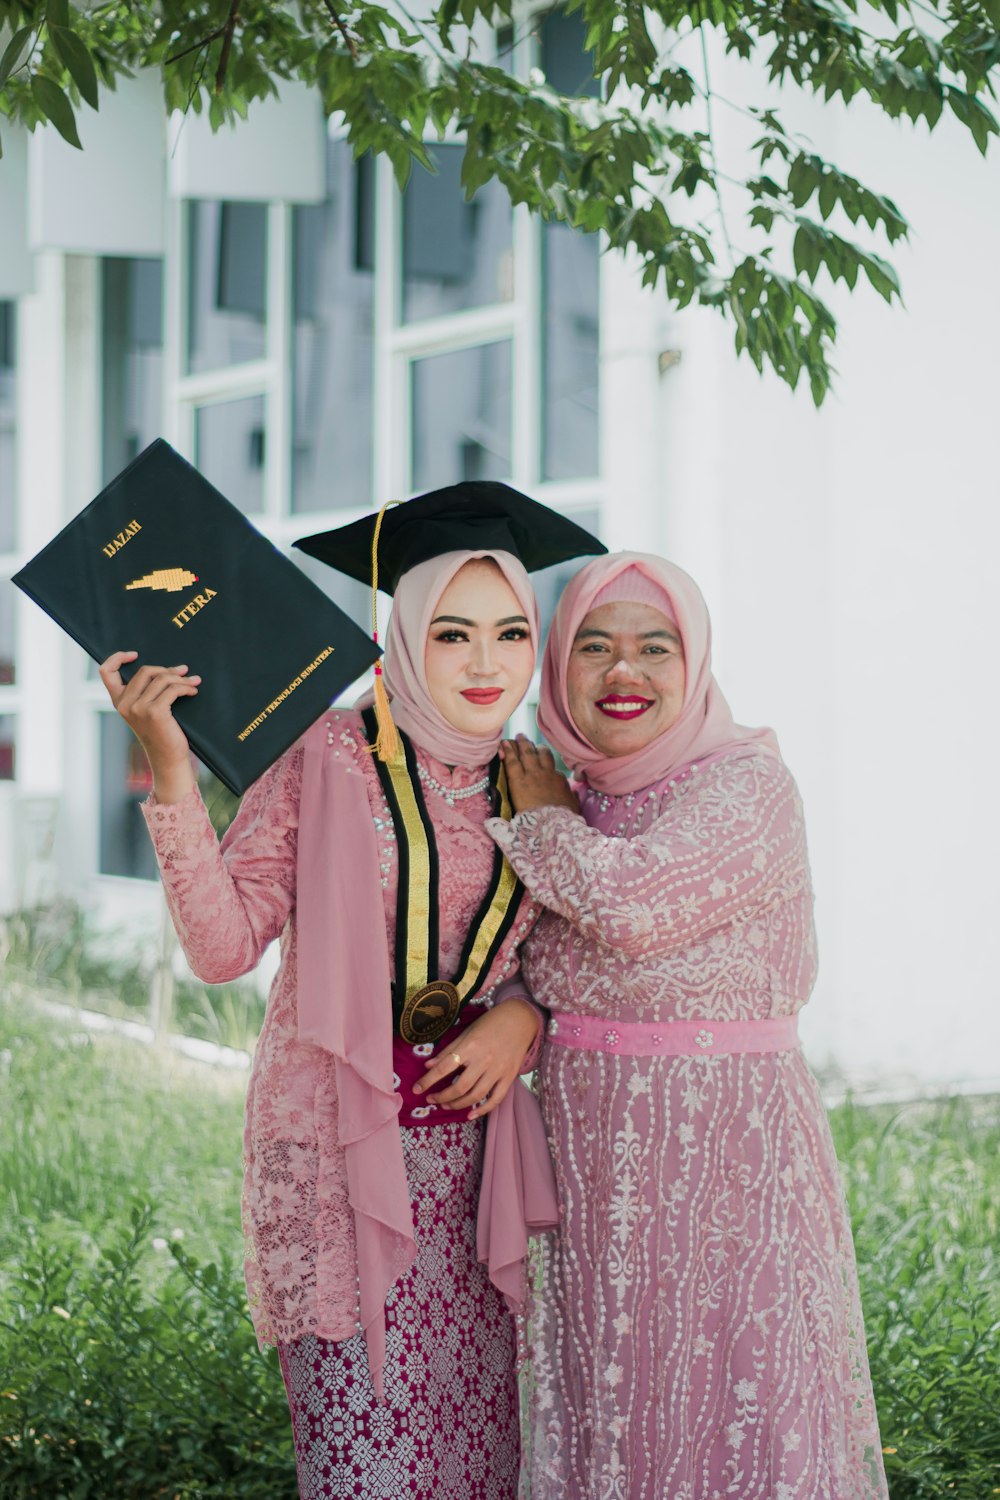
[
  {"x1": 575, "y1": 626, "x2": 682, "y2": 645},
  {"x1": 430, "y1": 614, "x2": 530, "y2": 628}
]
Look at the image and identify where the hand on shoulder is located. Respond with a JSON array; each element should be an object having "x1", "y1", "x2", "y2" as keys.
[{"x1": 500, "y1": 735, "x2": 580, "y2": 816}]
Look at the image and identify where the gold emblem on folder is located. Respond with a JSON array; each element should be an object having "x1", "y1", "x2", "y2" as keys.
[{"x1": 126, "y1": 568, "x2": 199, "y2": 594}]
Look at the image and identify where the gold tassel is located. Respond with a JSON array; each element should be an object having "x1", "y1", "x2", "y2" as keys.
[
  {"x1": 369, "y1": 500, "x2": 402, "y2": 763},
  {"x1": 371, "y1": 665, "x2": 400, "y2": 764}
]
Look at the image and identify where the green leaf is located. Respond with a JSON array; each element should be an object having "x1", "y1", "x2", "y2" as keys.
[
  {"x1": 31, "y1": 73, "x2": 83, "y2": 148},
  {"x1": 788, "y1": 154, "x2": 816, "y2": 209},
  {"x1": 861, "y1": 250, "x2": 901, "y2": 301},
  {"x1": 49, "y1": 24, "x2": 100, "y2": 110},
  {"x1": 45, "y1": 0, "x2": 70, "y2": 29},
  {"x1": 792, "y1": 225, "x2": 820, "y2": 281},
  {"x1": 817, "y1": 171, "x2": 838, "y2": 220},
  {"x1": 0, "y1": 23, "x2": 34, "y2": 87}
]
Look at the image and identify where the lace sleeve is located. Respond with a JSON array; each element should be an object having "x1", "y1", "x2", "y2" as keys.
[
  {"x1": 487, "y1": 754, "x2": 810, "y2": 961},
  {"x1": 141, "y1": 746, "x2": 304, "y2": 983}
]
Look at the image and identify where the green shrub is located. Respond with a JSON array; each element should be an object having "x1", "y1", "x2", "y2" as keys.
[
  {"x1": 831, "y1": 1096, "x2": 1000, "y2": 1499},
  {"x1": 0, "y1": 1206, "x2": 296, "y2": 1499}
]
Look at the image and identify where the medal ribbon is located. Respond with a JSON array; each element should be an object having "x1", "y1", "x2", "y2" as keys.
[{"x1": 362, "y1": 707, "x2": 525, "y2": 1041}]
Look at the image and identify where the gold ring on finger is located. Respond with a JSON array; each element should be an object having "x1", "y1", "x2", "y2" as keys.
[{"x1": 450, "y1": 1052, "x2": 462, "y2": 1068}]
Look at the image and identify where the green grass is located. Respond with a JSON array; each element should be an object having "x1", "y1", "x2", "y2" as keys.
[
  {"x1": 832, "y1": 1094, "x2": 1000, "y2": 1498},
  {"x1": 0, "y1": 996, "x2": 244, "y2": 1268},
  {"x1": 0, "y1": 999, "x2": 294, "y2": 1499},
  {"x1": 1, "y1": 902, "x2": 265, "y2": 1054},
  {"x1": 0, "y1": 994, "x2": 997, "y2": 1497}
]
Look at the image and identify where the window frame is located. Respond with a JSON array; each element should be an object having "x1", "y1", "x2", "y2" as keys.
[{"x1": 0, "y1": 299, "x2": 20, "y2": 780}]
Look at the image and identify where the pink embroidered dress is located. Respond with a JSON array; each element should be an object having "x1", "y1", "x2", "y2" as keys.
[
  {"x1": 143, "y1": 708, "x2": 543, "y2": 1499},
  {"x1": 488, "y1": 747, "x2": 888, "y2": 1500}
]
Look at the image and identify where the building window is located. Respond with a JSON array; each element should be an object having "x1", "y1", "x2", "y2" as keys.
[
  {"x1": 536, "y1": 3, "x2": 601, "y2": 482},
  {"x1": 538, "y1": 8, "x2": 601, "y2": 98},
  {"x1": 292, "y1": 140, "x2": 375, "y2": 513},
  {"x1": 532, "y1": 507, "x2": 602, "y2": 637},
  {"x1": 187, "y1": 201, "x2": 268, "y2": 375},
  {"x1": 194, "y1": 394, "x2": 267, "y2": 514},
  {"x1": 411, "y1": 342, "x2": 513, "y2": 490},
  {"x1": 0, "y1": 579, "x2": 15, "y2": 687},
  {"x1": 101, "y1": 258, "x2": 164, "y2": 481},
  {"x1": 0, "y1": 714, "x2": 13, "y2": 780},
  {"x1": 542, "y1": 221, "x2": 599, "y2": 480},
  {"x1": 98, "y1": 712, "x2": 159, "y2": 879},
  {"x1": 402, "y1": 144, "x2": 514, "y2": 323},
  {"x1": 1, "y1": 302, "x2": 17, "y2": 736},
  {"x1": 0, "y1": 300, "x2": 16, "y2": 554}
]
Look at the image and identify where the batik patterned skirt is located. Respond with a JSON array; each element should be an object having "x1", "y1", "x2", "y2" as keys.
[{"x1": 278, "y1": 1119, "x2": 520, "y2": 1500}]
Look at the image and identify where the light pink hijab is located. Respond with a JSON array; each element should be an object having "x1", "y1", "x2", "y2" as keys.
[
  {"x1": 538, "y1": 552, "x2": 778, "y2": 795},
  {"x1": 358, "y1": 548, "x2": 541, "y2": 767},
  {"x1": 298, "y1": 548, "x2": 554, "y2": 1401}
]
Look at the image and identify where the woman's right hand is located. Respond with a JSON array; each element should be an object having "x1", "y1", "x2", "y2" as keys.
[{"x1": 99, "y1": 650, "x2": 200, "y2": 804}]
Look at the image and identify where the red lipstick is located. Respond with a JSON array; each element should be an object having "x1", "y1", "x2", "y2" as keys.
[
  {"x1": 596, "y1": 694, "x2": 653, "y2": 721},
  {"x1": 461, "y1": 688, "x2": 503, "y2": 705}
]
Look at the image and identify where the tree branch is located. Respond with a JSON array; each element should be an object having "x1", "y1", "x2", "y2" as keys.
[
  {"x1": 321, "y1": 0, "x2": 358, "y2": 60},
  {"x1": 215, "y1": 0, "x2": 241, "y2": 94},
  {"x1": 166, "y1": 26, "x2": 229, "y2": 68},
  {"x1": 164, "y1": 0, "x2": 241, "y2": 86},
  {"x1": 700, "y1": 29, "x2": 737, "y2": 275}
]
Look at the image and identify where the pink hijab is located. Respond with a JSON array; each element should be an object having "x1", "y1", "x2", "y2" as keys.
[
  {"x1": 538, "y1": 552, "x2": 778, "y2": 795},
  {"x1": 358, "y1": 549, "x2": 541, "y2": 766},
  {"x1": 298, "y1": 548, "x2": 553, "y2": 1401}
]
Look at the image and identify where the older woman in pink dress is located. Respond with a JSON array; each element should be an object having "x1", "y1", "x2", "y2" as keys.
[
  {"x1": 490, "y1": 553, "x2": 888, "y2": 1500},
  {"x1": 98, "y1": 529, "x2": 564, "y2": 1500}
]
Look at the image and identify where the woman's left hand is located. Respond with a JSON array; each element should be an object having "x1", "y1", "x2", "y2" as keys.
[
  {"x1": 413, "y1": 998, "x2": 541, "y2": 1119},
  {"x1": 501, "y1": 736, "x2": 580, "y2": 815}
]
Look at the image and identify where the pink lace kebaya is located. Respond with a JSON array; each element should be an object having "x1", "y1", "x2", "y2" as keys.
[
  {"x1": 140, "y1": 546, "x2": 559, "y2": 1500},
  {"x1": 488, "y1": 553, "x2": 889, "y2": 1500}
]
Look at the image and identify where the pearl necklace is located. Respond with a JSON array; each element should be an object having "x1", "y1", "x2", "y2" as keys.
[{"x1": 417, "y1": 763, "x2": 490, "y2": 806}]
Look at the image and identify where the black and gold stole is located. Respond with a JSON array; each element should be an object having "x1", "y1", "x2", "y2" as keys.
[{"x1": 361, "y1": 707, "x2": 525, "y2": 1045}]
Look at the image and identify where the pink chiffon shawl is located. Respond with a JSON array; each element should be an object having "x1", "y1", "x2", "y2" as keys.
[
  {"x1": 296, "y1": 550, "x2": 554, "y2": 1399},
  {"x1": 538, "y1": 552, "x2": 778, "y2": 795}
]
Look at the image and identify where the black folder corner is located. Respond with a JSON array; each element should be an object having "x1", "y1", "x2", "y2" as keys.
[{"x1": 13, "y1": 439, "x2": 380, "y2": 795}]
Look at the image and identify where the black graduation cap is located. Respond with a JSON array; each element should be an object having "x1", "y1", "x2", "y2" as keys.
[{"x1": 292, "y1": 480, "x2": 607, "y2": 595}]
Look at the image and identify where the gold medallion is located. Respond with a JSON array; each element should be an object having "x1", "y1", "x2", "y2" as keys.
[{"x1": 399, "y1": 981, "x2": 462, "y2": 1045}]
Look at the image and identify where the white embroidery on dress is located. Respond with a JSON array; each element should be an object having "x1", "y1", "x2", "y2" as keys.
[{"x1": 495, "y1": 752, "x2": 886, "y2": 1500}]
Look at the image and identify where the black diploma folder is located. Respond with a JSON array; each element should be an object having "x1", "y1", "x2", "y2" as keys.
[{"x1": 13, "y1": 439, "x2": 380, "y2": 795}]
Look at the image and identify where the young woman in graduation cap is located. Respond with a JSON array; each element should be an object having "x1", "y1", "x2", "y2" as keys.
[{"x1": 99, "y1": 485, "x2": 605, "y2": 1500}]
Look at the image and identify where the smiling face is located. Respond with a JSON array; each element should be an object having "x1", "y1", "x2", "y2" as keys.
[
  {"x1": 566, "y1": 600, "x2": 686, "y2": 757},
  {"x1": 424, "y1": 559, "x2": 535, "y2": 737}
]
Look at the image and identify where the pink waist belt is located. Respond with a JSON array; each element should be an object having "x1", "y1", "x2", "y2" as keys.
[{"x1": 547, "y1": 1011, "x2": 799, "y2": 1058}]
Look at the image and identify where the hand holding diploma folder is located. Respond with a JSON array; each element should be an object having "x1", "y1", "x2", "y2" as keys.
[{"x1": 13, "y1": 440, "x2": 381, "y2": 796}]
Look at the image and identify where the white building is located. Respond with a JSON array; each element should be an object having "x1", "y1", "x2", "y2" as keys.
[{"x1": 1, "y1": 20, "x2": 997, "y2": 1091}]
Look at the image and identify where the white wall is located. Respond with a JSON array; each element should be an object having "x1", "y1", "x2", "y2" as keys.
[{"x1": 633, "y1": 88, "x2": 1000, "y2": 1089}]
